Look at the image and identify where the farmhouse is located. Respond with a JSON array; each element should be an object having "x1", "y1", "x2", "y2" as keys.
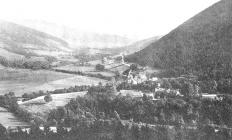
[
  {"x1": 126, "y1": 70, "x2": 148, "y2": 85},
  {"x1": 8, "y1": 126, "x2": 71, "y2": 134},
  {"x1": 102, "y1": 56, "x2": 114, "y2": 65}
]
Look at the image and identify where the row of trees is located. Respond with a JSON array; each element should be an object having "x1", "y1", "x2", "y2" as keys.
[
  {"x1": 54, "y1": 69, "x2": 112, "y2": 80},
  {"x1": 1, "y1": 121, "x2": 231, "y2": 140},
  {"x1": 22, "y1": 85, "x2": 91, "y2": 101},
  {"x1": 46, "y1": 82, "x2": 232, "y2": 129},
  {"x1": 0, "y1": 92, "x2": 18, "y2": 112},
  {"x1": 1, "y1": 117, "x2": 232, "y2": 140},
  {"x1": 0, "y1": 56, "x2": 52, "y2": 70},
  {"x1": 0, "y1": 92, "x2": 44, "y2": 124}
]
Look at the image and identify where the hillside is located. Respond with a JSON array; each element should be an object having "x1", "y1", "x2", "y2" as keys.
[
  {"x1": 82, "y1": 36, "x2": 160, "y2": 56},
  {"x1": 122, "y1": 36, "x2": 160, "y2": 54},
  {"x1": 127, "y1": 0, "x2": 232, "y2": 74},
  {"x1": 71, "y1": 36, "x2": 159, "y2": 57},
  {"x1": 0, "y1": 21, "x2": 71, "y2": 60}
]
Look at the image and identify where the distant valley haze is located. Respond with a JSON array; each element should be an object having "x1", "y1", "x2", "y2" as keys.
[
  {"x1": 0, "y1": 0, "x2": 222, "y2": 64},
  {"x1": 0, "y1": 0, "x2": 220, "y2": 40}
]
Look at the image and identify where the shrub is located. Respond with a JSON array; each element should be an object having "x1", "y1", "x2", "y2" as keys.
[
  {"x1": 169, "y1": 79, "x2": 182, "y2": 89},
  {"x1": 0, "y1": 124, "x2": 6, "y2": 137},
  {"x1": 130, "y1": 64, "x2": 138, "y2": 71},
  {"x1": 95, "y1": 64, "x2": 105, "y2": 71},
  {"x1": 160, "y1": 79, "x2": 172, "y2": 89},
  {"x1": 44, "y1": 94, "x2": 53, "y2": 102}
]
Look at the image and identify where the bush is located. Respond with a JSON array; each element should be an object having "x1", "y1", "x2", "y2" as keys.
[
  {"x1": 169, "y1": 79, "x2": 182, "y2": 89},
  {"x1": 0, "y1": 124, "x2": 6, "y2": 137},
  {"x1": 160, "y1": 79, "x2": 172, "y2": 89},
  {"x1": 130, "y1": 64, "x2": 138, "y2": 71},
  {"x1": 95, "y1": 64, "x2": 105, "y2": 71},
  {"x1": 44, "y1": 94, "x2": 53, "y2": 102},
  {"x1": 0, "y1": 56, "x2": 51, "y2": 70}
]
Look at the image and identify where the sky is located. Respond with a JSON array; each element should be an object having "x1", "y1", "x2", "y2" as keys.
[{"x1": 0, "y1": 0, "x2": 220, "y2": 39}]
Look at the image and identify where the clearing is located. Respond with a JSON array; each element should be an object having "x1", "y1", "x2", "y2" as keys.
[
  {"x1": 119, "y1": 90, "x2": 144, "y2": 97},
  {"x1": 19, "y1": 92, "x2": 87, "y2": 120}
]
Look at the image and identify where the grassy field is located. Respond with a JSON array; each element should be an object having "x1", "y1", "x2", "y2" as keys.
[
  {"x1": 0, "y1": 107, "x2": 29, "y2": 129},
  {"x1": 0, "y1": 68, "x2": 106, "y2": 96},
  {"x1": 0, "y1": 48, "x2": 25, "y2": 60},
  {"x1": 86, "y1": 70, "x2": 115, "y2": 77},
  {"x1": 20, "y1": 92, "x2": 87, "y2": 120},
  {"x1": 0, "y1": 64, "x2": 4, "y2": 69},
  {"x1": 107, "y1": 64, "x2": 130, "y2": 74},
  {"x1": 88, "y1": 60, "x2": 102, "y2": 65},
  {"x1": 0, "y1": 68, "x2": 72, "y2": 82},
  {"x1": 119, "y1": 90, "x2": 144, "y2": 97},
  {"x1": 54, "y1": 64, "x2": 95, "y2": 72}
]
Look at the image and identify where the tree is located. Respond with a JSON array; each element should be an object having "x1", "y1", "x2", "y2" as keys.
[
  {"x1": 114, "y1": 121, "x2": 125, "y2": 140},
  {"x1": 180, "y1": 81, "x2": 195, "y2": 97},
  {"x1": 140, "y1": 124, "x2": 152, "y2": 140},
  {"x1": 115, "y1": 71, "x2": 121, "y2": 80},
  {"x1": 131, "y1": 124, "x2": 140, "y2": 140},
  {"x1": 130, "y1": 64, "x2": 138, "y2": 71},
  {"x1": 170, "y1": 79, "x2": 182, "y2": 89},
  {"x1": 44, "y1": 94, "x2": 53, "y2": 102},
  {"x1": 142, "y1": 93, "x2": 148, "y2": 101},
  {"x1": 161, "y1": 79, "x2": 172, "y2": 89},
  {"x1": 187, "y1": 82, "x2": 195, "y2": 97},
  {"x1": 95, "y1": 64, "x2": 105, "y2": 71},
  {"x1": 159, "y1": 109, "x2": 166, "y2": 123},
  {"x1": 56, "y1": 107, "x2": 67, "y2": 122},
  {"x1": 0, "y1": 124, "x2": 6, "y2": 138}
]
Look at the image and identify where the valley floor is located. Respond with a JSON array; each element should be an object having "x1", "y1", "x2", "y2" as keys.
[{"x1": 0, "y1": 68, "x2": 106, "y2": 96}]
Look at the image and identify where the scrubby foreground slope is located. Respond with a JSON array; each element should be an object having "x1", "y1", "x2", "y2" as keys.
[{"x1": 128, "y1": 0, "x2": 232, "y2": 75}]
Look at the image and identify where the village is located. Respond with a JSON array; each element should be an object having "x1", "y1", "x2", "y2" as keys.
[{"x1": 100, "y1": 53, "x2": 217, "y2": 100}]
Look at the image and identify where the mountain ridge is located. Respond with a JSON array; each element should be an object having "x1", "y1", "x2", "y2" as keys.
[
  {"x1": 0, "y1": 21, "x2": 71, "y2": 60},
  {"x1": 127, "y1": 0, "x2": 232, "y2": 74},
  {"x1": 12, "y1": 20, "x2": 136, "y2": 49}
]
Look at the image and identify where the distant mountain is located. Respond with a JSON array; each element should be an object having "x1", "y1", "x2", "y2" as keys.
[
  {"x1": 72, "y1": 37, "x2": 160, "y2": 57},
  {"x1": 14, "y1": 20, "x2": 135, "y2": 49},
  {"x1": 0, "y1": 21, "x2": 71, "y2": 60},
  {"x1": 127, "y1": 0, "x2": 232, "y2": 74}
]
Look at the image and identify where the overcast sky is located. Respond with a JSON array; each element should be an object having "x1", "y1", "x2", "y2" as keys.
[{"x1": 0, "y1": 0, "x2": 220, "y2": 39}]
